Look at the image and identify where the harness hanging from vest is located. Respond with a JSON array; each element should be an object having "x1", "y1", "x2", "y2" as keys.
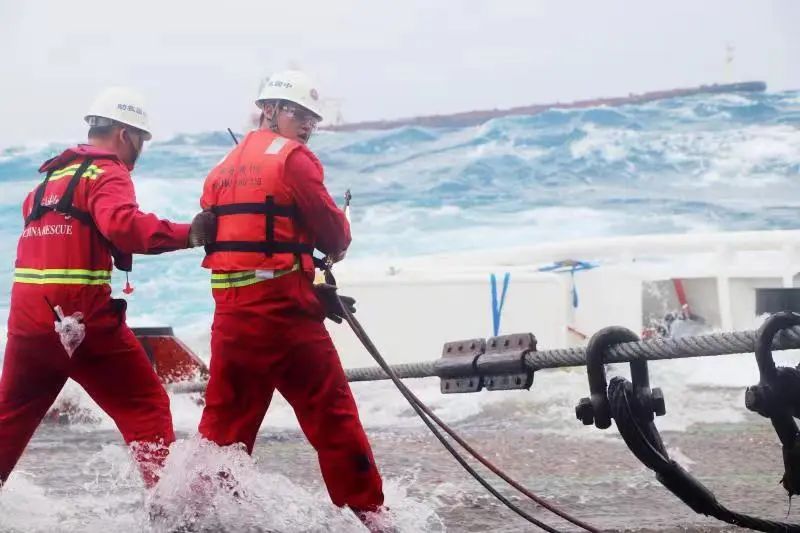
[{"x1": 24, "y1": 158, "x2": 132, "y2": 272}]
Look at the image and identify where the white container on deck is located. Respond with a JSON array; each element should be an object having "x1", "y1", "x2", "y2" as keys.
[{"x1": 328, "y1": 230, "x2": 800, "y2": 368}]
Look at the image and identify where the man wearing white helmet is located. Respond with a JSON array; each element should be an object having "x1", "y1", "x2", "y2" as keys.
[
  {"x1": 197, "y1": 71, "x2": 388, "y2": 529},
  {"x1": 0, "y1": 87, "x2": 216, "y2": 490}
]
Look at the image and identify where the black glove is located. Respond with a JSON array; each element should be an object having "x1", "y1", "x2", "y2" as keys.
[
  {"x1": 313, "y1": 283, "x2": 356, "y2": 323},
  {"x1": 189, "y1": 210, "x2": 218, "y2": 247}
]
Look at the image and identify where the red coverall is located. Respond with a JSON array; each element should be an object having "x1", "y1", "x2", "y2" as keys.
[
  {"x1": 198, "y1": 131, "x2": 385, "y2": 513},
  {"x1": 0, "y1": 145, "x2": 189, "y2": 488}
]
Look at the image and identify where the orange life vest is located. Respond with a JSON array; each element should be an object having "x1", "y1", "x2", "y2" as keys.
[{"x1": 201, "y1": 130, "x2": 320, "y2": 274}]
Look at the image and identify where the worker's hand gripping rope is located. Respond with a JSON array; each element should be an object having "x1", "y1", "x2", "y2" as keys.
[
  {"x1": 314, "y1": 283, "x2": 356, "y2": 323},
  {"x1": 316, "y1": 190, "x2": 356, "y2": 322}
]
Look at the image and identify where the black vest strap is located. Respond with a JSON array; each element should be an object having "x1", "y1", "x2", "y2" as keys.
[
  {"x1": 204, "y1": 241, "x2": 314, "y2": 255},
  {"x1": 23, "y1": 158, "x2": 133, "y2": 272},
  {"x1": 207, "y1": 195, "x2": 316, "y2": 261},
  {"x1": 210, "y1": 202, "x2": 297, "y2": 218},
  {"x1": 26, "y1": 168, "x2": 56, "y2": 225},
  {"x1": 56, "y1": 158, "x2": 94, "y2": 215},
  {"x1": 25, "y1": 158, "x2": 94, "y2": 227},
  {"x1": 264, "y1": 196, "x2": 276, "y2": 255}
]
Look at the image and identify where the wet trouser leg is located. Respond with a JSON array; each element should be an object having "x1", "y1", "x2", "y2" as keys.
[
  {"x1": 277, "y1": 316, "x2": 384, "y2": 512},
  {"x1": 0, "y1": 335, "x2": 69, "y2": 484},
  {"x1": 71, "y1": 325, "x2": 175, "y2": 487},
  {"x1": 0, "y1": 325, "x2": 173, "y2": 488},
  {"x1": 198, "y1": 296, "x2": 384, "y2": 512},
  {"x1": 197, "y1": 333, "x2": 276, "y2": 454}
]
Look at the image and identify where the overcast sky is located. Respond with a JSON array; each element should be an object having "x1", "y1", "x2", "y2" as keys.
[{"x1": 1, "y1": 1, "x2": 798, "y2": 147}]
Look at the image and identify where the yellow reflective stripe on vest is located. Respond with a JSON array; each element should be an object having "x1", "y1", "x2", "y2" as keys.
[
  {"x1": 210, "y1": 263, "x2": 300, "y2": 289},
  {"x1": 210, "y1": 271, "x2": 260, "y2": 289},
  {"x1": 14, "y1": 268, "x2": 112, "y2": 285},
  {"x1": 48, "y1": 163, "x2": 105, "y2": 182}
]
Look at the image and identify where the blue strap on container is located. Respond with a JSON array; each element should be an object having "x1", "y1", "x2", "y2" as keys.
[
  {"x1": 490, "y1": 272, "x2": 511, "y2": 336},
  {"x1": 570, "y1": 265, "x2": 579, "y2": 308},
  {"x1": 538, "y1": 260, "x2": 597, "y2": 309}
]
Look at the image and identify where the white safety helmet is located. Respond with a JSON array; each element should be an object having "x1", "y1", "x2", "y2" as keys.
[
  {"x1": 255, "y1": 70, "x2": 323, "y2": 121},
  {"x1": 84, "y1": 87, "x2": 152, "y2": 140}
]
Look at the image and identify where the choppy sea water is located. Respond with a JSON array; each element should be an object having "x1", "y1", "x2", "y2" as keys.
[{"x1": 1, "y1": 89, "x2": 799, "y2": 531}]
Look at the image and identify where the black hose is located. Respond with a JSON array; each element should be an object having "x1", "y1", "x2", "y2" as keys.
[{"x1": 608, "y1": 376, "x2": 800, "y2": 532}]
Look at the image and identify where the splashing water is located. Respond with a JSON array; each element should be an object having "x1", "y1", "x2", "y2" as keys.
[{"x1": 1, "y1": 90, "x2": 800, "y2": 530}]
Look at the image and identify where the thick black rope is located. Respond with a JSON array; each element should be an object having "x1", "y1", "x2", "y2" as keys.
[
  {"x1": 607, "y1": 376, "x2": 800, "y2": 532},
  {"x1": 343, "y1": 327, "x2": 800, "y2": 383},
  {"x1": 326, "y1": 269, "x2": 596, "y2": 532},
  {"x1": 340, "y1": 300, "x2": 560, "y2": 531},
  {"x1": 167, "y1": 330, "x2": 800, "y2": 389}
]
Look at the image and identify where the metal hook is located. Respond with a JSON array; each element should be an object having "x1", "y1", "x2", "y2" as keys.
[
  {"x1": 745, "y1": 311, "x2": 800, "y2": 496},
  {"x1": 745, "y1": 312, "x2": 800, "y2": 434},
  {"x1": 576, "y1": 326, "x2": 664, "y2": 429}
]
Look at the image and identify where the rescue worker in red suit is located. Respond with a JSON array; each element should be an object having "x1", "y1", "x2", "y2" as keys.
[
  {"x1": 198, "y1": 71, "x2": 390, "y2": 530},
  {"x1": 0, "y1": 87, "x2": 216, "y2": 489}
]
